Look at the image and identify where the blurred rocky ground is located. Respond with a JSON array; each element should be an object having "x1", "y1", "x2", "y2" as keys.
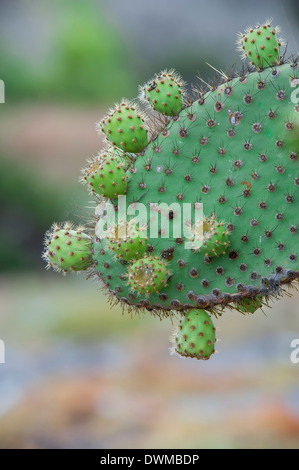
[{"x1": 0, "y1": 274, "x2": 299, "y2": 448}]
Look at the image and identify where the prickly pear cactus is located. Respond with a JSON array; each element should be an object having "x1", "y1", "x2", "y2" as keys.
[{"x1": 43, "y1": 19, "x2": 299, "y2": 360}]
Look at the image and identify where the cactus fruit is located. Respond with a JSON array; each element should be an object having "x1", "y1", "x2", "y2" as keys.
[
  {"x1": 99, "y1": 101, "x2": 148, "y2": 153},
  {"x1": 139, "y1": 70, "x2": 184, "y2": 116},
  {"x1": 172, "y1": 309, "x2": 216, "y2": 360},
  {"x1": 82, "y1": 152, "x2": 128, "y2": 199},
  {"x1": 43, "y1": 18, "x2": 299, "y2": 360},
  {"x1": 128, "y1": 256, "x2": 170, "y2": 295},
  {"x1": 43, "y1": 223, "x2": 92, "y2": 272},
  {"x1": 106, "y1": 219, "x2": 148, "y2": 260},
  {"x1": 237, "y1": 21, "x2": 282, "y2": 69},
  {"x1": 235, "y1": 296, "x2": 263, "y2": 314},
  {"x1": 190, "y1": 216, "x2": 230, "y2": 257}
]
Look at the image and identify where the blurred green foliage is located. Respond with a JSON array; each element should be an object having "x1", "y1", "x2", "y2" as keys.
[
  {"x1": 0, "y1": 157, "x2": 75, "y2": 271},
  {"x1": 1, "y1": 0, "x2": 137, "y2": 103},
  {"x1": 47, "y1": 0, "x2": 138, "y2": 102},
  {"x1": 0, "y1": 0, "x2": 141, "y2": 272}
]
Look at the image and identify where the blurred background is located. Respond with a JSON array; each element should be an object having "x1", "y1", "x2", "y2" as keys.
[{"x1": 1, "y1": 0, "x2": 299, "y2": 449}]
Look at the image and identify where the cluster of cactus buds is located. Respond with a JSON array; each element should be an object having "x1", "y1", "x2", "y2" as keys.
[{"x1": 43, "y1": 19, "x2": 299, "y2": 360}]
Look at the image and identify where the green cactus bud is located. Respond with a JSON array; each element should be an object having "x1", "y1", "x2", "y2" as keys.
[
  {"x1": 236, "y1": 296, "x2": 263, "y2": 314},
  {"x1": 190, "y1": 216, "x2": 230, "y2": 258},
  {"x1": 237, "y1": 20, "x2": 283, "y2": 69},
  {"x1": 43, "y1": 223, "x2": 92, "y2": 272},
  {"x1": 99, "y1": 101, "x2": 148, "y2": 153},
  {"x1": 174, "y1": 309, "x2": 216, "y2": 360},
  {"x1": 127, "y1": 256, "x2": 169, "y2": 294},
  {"x1": 140, "y1": 70, "x2": 184, "y2": 116},
  {"x1": 82, "y1": 152, "x2": 128, "y2": 199},
  {"x1": 106, "y1": 219, "x2": 148, "y2": 260}
]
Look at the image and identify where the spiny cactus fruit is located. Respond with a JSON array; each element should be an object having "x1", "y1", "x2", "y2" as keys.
[
  {"x1": 172, "y1": 309, "x2": 216, "y2": 360},
  {"x1": 235, "y1": 296, "x2": 263, "y2": 314},
  {"x1": 106, "y1": 219, "x2": 148, "y2": 260},
  {"x1": 82, "y1": 151, "x2": 128, "y2": 198},
  {"x1": 99, "y1": 100, "x2": 148, "y2": 153},
  {"x1": 43, "y1": 223, "x2": 92, "y2": 272},
  {"x1": 190, "y1": 216, "x2": 230, "y2": 257},
  {"x1": 127, "y1": 255, "x2": 170, "y2": 295},
  {"x1": 139, "y1": 70, "x2": 185, "y2": 116},
  {"x1": 237, "y1": 20, "x2": 283, "y2": 69},
  {"x1": 43, "y1": 18, "x2": 299, "y2": 360}
]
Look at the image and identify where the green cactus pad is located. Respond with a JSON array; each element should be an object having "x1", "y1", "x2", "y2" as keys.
[
  {"x1": 140, "y1": 70, "x2": 184, "y2": 116},
  {"x1": 82, "y1": 152, "x2": 128, "y2": 199},
  {"x1": 237, "y1": 21, "x2": 282, "y2": 69},
  {"x1": 43, "y1": 223, "x2": 92, "y2": 272},
  {"x1": 107, "y1": 219, "x2": 148, "y2": 260},
  {"x1": 99, "y1": 101, "x2": 148, "y2": 153},
  {"x1": 94, "y1": 61, "x2": 299, "y2": 312},
  {"x1": 174, "y1": 309, "x2": 216, "y2": 360},
  {"x1": 127, "y1": 256, "x2": 169, "y2": 295}
]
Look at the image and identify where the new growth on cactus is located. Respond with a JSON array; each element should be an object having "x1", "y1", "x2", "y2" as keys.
[
  {"x1": 139, "y1": 70, "x2": 185, "y2": 116},
  {"x1": 128, "y1": 256, "x2": 170, "y2": 295},
  {"x1": 106, "y1": 219, "x2": 148, "y2": 260},
  {"x1": 82, "y1": 151, "x2": 128, "y2": 199},
  {"x1": 99, "y1": 101, "x2": 148, "y2": 153},
  {"x1": 172, "y1": 309, "x2": 216, "y2": 360},
  {"x1": 43, "y1": 18, "x2": 299, "y2": 360},
  {"x1": 43, "y1": 223, "x2": 92, "y2": 273},
  {"x1": 237, "y1": 20, "x2": 283, "y2": 69}
]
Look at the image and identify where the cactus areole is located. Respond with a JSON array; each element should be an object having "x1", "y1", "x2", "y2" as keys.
[{"x1": 43, "y1": 19, "x2": 299, "y2": 360}]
